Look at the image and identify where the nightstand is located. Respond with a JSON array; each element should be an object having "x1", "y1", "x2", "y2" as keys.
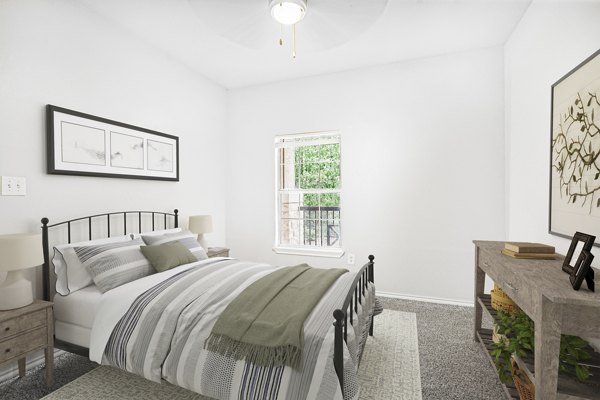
[
  {"x1": 0, "y1": 300, "x2": 54, "y2": 386},
  {"x1": 207, "y1": 247, "x2": 230, "y2": 258}
]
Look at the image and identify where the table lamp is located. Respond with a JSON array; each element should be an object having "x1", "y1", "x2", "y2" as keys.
[
  {"x1": 0, "y1": 233, "x2": 43, "y2": 310},
  {"x1": 188, "y1": 215, "x2": 213, "y2": 251}
]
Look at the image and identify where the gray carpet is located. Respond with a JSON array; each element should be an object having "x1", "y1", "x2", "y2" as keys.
[
  {"x1": 0, "y1": 298, "x2": 504, "y2": 400},
  {"x1": 380, "y1": 297, "x2": 505, "y2": 400}
]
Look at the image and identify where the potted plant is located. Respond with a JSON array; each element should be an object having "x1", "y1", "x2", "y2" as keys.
[{"x1": 491, "y1": 310, "x2": 592, "y2": 384}]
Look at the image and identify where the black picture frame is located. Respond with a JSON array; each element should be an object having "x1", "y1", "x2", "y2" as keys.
[
  {"x1": 562, "y1": 231, "x2": 596, "y2": 274},
  {"x1": 569, "y1": 250, "x2": 595, "y2": 291},
  {"x1": 549, "y1": 49, "x2": 600, "y2": 247},
  {"x1": 47, "y1": 105, "x2": 179, "y2": 181}
]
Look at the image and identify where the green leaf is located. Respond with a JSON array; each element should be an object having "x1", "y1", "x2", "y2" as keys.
[{"x1": 576, "y1": 365, "x2": 590, "y2": 381}]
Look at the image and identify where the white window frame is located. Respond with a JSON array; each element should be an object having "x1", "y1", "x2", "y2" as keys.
[{"x1": 273, "y1": 130, "x2": 344, "y2": 258}]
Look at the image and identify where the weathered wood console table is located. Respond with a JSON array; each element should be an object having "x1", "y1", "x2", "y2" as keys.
[{"x1": 473, "y1": 241, "x2": 600, "y2": 400}]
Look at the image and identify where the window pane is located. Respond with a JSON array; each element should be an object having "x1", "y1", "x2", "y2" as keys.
[
  {"x1": 320, "y1": 193, "x2": 340, "y2": 207},
  {"x1": 319, "y1": 143, "x2": 340, "y2": 162},
  {"x1": 319, "y1": 162, "x2": 340, "y2": 189},
  {"x1": 280, "y1": 192, "x2": 301, "y2": 219},
  {"x1": 280, "y1": 218, "x2": 302, "y2": 246},
  {"x1": 296, "y1": 163, "x2": 319, "y2": 189},
  {"x1": 280, "y1": 163, "x2": 297, "y2": 189}
]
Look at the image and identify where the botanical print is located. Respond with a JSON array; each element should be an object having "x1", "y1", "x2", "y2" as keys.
[
  {"x1": 110, "y1": 132, "x2": 144, "y2": 169},
  {"x1": 60, "y1": 121, "x2": 106, "y2": 166},
  {"x1": 147, "y1": 140, "x2": 173, "y2": 172},
  {"x1": 551, "y1": 51, "x2": 600, "y2": 240}
]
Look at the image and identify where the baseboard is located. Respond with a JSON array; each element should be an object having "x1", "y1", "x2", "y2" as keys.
[
  {"x1": 0, "y1": 349, "x2": 64, "y2": 383},
  {"x1": 377, "y1": 291, "x2": 474, "y2": 307}
]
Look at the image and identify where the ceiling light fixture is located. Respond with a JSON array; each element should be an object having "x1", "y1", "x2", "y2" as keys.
[
  {"x1": 269, "y1": 0, "x2": 307, "y2": 58},
  {"x1": 270, "y1": 0, "x2": 306, "y2": 25}
]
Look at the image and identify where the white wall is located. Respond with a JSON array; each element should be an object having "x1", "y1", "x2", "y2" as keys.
[
  {"x1": 505, "y1": 0, "x2": 600, "y2": 349},
  {"x1": 505, "y1": 2, "x2": 600, "y2": 253},
  {"x1": 227, "y1": 47, "x2": 506, "y2": 303},
  {"x1": 0, "y1": 0, "x2": 228, "y2": 294}
]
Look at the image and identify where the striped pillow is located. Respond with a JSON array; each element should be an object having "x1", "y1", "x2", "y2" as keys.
[
  {"x1": 75, "y1": 238, "x2": 154, "y2": 293},
  {"x1": 141, "y1": 230, "x2": 208, "y2": 261}
]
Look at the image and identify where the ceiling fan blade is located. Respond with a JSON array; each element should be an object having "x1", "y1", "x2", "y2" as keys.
[
  {"x1": 301, "y1": 0, "x2": 388, "y2": 51},
  {"x1": 188, "y1": 0, "x2": 278, "y2": 49},
  {"x1": 187, "y1": 0, "x2": 388, "y2": 51}
]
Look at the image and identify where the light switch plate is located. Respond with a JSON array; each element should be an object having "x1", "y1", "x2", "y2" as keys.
[{"x1": 1, "y1": 176, "x2": 27, "y2": 196}]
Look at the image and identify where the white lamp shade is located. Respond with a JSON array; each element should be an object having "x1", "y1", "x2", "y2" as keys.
[
  {"x1": 188, "y1": 215, "x2": 214, "y2": 234},
  {"x1": 0, "y1": 233, "x2": 43, "y2": 272}
]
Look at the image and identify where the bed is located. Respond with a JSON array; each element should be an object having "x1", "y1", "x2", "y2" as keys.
[{"x1": 41, "y1": 210, "x2": 376, "y2": 399}]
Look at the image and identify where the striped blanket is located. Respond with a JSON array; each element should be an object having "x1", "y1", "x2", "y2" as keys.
[{"x1": 89, "y1": 258, "x2": 375, "y2": 400}]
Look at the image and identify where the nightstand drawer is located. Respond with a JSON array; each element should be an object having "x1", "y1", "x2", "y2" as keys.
[
  {"x1": 0, "y1": 309, "x2": 46, "y2": 341},
  {"x1": 0, "y1": 326, "x2": 47, "y2": 363}
]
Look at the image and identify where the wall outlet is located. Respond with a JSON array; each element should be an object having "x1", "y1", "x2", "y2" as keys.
[
  {"x1": 347, "y1": 253, "x2": 355, "y2": 265},
  {"x1": 1, "y1": 176, "x2": 26, "y2": 196}
]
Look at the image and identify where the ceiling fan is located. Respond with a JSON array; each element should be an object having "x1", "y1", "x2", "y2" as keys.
[{"x1": 187, "y1": 0, "x2": 389, "y2": 58}]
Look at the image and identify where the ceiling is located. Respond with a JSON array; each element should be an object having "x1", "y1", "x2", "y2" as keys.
[{"x1": 80, "y1": 0, "x2": 532, "y2": 89}]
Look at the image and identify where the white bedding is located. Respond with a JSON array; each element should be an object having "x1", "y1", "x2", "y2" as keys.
[
  {"x1": 88, "y1": 257, "x2": 372, "y2": 399},
  {"x1": 54, "y1": 285, "x2": 104, "y2": 348},
  {"x1": 54, "y1": 285, "x2": 103, "y2": 329},
  {"x1": 89, "y1": 258, "x2": 216, "y2": 362}
]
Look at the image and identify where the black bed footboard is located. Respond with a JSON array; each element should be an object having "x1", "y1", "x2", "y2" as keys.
[{"x1": 333, "y1": 255, "x2": 375, "y2": 397}]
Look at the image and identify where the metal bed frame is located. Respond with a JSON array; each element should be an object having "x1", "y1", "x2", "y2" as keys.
[{"x1": 40, "y1": 209, "x2": 375, "y2": 398}]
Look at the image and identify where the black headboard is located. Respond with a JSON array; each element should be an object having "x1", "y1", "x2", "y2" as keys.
[{"x1": 41, "y1": 209, "x2": 179, "y2": 301}]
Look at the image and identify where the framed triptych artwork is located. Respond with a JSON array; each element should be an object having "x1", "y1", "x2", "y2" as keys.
[
  {"x1": 47, "y1": 105, "x2": 179, "y2": 181},
  {"x1": 550, "y1": 49, "x2": 600, "y2": 246}
]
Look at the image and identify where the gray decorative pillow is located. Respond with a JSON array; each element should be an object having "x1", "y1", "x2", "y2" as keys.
[
  {"x1": 75, "y1": 238, "x2": 154, "y2": 293},
  {"x1": 141, "y1": 242, "x2": 198, "y2": 272},
  {"x1": 141, "y1": 230, "x2": 208, "y2": 261},
  {"x1": 75, "y1": 238, "x2": 144, "y2": 265}
]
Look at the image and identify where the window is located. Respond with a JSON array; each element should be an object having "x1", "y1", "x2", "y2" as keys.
[{"x1": 274, "y1": 131, "x2": 342, "y2": 257}]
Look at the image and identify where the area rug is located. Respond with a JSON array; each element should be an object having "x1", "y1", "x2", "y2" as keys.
[
  {"x1": 39, "y1": 309, "x2": 421, "y2": 400},
  {"x1": 358, "y1": 309, "x2": 422, "y2": 400}
]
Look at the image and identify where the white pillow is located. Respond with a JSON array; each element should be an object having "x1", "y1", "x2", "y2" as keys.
[
  {"x1": 130, "y1": 227, "x2": 182, "y2": 240},
  {"x1": 52, "y1": 235, "x2": 131, "y2": 296}
]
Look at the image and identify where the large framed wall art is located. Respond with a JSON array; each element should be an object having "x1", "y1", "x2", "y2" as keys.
[
  {"x1": 550, "y1": 49, "x2": 600, "y2": 246},
  {"x1": 47, "y1": 105, "x2": 179, "y2": 181}
]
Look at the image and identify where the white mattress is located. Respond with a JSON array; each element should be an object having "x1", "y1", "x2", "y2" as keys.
[{"x1": 53, "y1": 285, "x2": 103, "y2": 348}]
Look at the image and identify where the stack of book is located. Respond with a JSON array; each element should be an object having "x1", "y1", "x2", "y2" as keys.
[{"x1": 502, "y1": 242, "x2": 557, "y2": 259}]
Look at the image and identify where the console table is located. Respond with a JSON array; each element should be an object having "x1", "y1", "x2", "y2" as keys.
[{"x1": 473, "y1": 241, "x2": 600, "y2": 400}]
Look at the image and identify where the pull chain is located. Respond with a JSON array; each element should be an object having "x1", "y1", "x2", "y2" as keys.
[
  {"x1": 293, "y1": 24, "x2": 297, "y2": 59},
  {"x1": 279, "y1": 24, "x2": 283, "y2": 46}
]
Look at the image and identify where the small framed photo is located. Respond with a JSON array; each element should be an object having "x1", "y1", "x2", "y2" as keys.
[
  {"x1": 562, "y1": 232, "x2": 596, "y2": 274},
  {"x1": 570, "y1": 250, "x2": 595, "y2": 291}
]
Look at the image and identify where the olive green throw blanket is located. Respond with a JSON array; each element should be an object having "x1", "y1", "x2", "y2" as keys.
[{"x1": 204, "y1": 264, "x2": 347, "y2": 370}]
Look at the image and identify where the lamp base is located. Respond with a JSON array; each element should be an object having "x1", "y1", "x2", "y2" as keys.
[
  {"x1": 197, "y1": 234, "x2": 209, "y2": 252},
  {"x1": 0, "y1": 270, "x2": 34, "y2": 310}
]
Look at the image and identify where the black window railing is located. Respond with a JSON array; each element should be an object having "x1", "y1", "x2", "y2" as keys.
[{"x1": 298, "y1": 206, "x2": 341, "y2": 247}]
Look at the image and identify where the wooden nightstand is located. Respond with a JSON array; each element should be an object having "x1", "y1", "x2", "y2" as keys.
[
  {"x1": 207, "y1": 247, "x2": 230, "y2": 258},
  {"x1": 0, "y1": 300, "x2": 54, "y2": 386}
]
